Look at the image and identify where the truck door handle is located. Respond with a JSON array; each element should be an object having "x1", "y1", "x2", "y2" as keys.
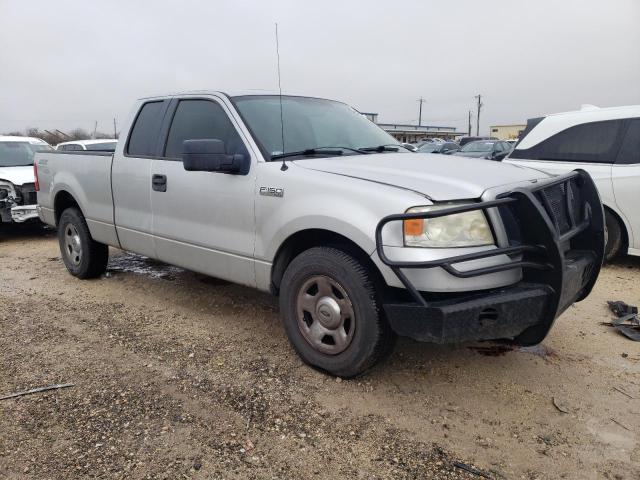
[{"x1": 152, "y1": 174, "x2": 167, "y2": 192}]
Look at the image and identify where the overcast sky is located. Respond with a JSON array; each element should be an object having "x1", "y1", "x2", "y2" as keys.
[{"x1": 1, "y1": 0, "x2": 639, "y2": 136}]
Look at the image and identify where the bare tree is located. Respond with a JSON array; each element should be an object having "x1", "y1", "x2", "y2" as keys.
[{"x1": 2, "y1": 127, "x2": 115, "y2": 146}]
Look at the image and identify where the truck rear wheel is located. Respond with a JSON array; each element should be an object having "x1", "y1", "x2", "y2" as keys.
[
  {"x1": 58, "y1": 207, "x2": 108, "y2": 279},
  {"x1": 279, "y1": 247, "x2": 395, "y2": 378}
]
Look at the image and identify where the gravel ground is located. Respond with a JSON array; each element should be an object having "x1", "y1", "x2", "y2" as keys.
[{"x1": 1, "y1": 224, "x2": 639, "y2": 479}]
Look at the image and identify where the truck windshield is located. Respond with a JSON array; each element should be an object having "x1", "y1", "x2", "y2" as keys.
[
  {"x1": 233, "y1": 95, "x2": 404, "y2": 160},
  {"x1": 0, "y1": 142, "x2": 52, "y2": 167}
]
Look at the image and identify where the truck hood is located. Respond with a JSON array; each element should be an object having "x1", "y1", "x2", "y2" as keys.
[
  {"x1": 0, "y1": 165, "x2": 34, "y2": 186},
  {"x1": 293, "y1": 153, "x2": 551, "y2": 200}
]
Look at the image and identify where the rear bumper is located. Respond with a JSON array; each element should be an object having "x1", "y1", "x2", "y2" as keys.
[{"x1": 376, "y1": 170, "x2": 604, "y2": 345}]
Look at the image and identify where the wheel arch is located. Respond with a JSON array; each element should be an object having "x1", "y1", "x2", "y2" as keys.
[
  {"x1": 603, "y1": 203, "x2": 629, "y2": 254},
  {"x1": 54, "y1": 190, "x2": 82, "y2": 226},
  {"x1": 270, "y1": 228, "x2": 385, "y2": 296}
]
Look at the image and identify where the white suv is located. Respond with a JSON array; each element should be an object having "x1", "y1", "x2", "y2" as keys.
[{"x1": 506, "y1": 105, "x2": 639, "y2": 260}]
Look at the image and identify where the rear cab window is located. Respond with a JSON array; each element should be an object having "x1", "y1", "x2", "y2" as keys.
[{"x1": 126, "y1": 101, "x2": 167, "y2": 157}]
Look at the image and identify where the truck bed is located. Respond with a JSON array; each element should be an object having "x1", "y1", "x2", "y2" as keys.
[{"x1": 35, "y1": 151, "x2": 119, "y2": 247}]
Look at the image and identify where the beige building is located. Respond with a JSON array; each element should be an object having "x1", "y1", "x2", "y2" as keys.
[
  {"x1": 360, "y1": 111, "x2": 459, "y2": 143},
  {"x1": 490, "y1": 124, "x2": 526, "y2": 140}
]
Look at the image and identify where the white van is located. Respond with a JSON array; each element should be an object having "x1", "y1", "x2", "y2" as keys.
[{"x1": 506, "y1": 105, "x2": 639, "y2": 260}]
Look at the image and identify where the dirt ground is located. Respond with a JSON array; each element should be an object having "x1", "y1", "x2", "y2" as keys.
[{"x1": 1, "y1": 225, "x2": 639, "y2": 480}]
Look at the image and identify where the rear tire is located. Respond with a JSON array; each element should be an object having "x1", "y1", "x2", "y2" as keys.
[
  {"x1": 58, "y1": 207, "x2": 108, "y2": 279},
  {"x1": 279, "y1": 246, "x2": 395, "y2": 378},
  {"x1": 604, "y1": 210, "x2": 623, "y2": 262}
]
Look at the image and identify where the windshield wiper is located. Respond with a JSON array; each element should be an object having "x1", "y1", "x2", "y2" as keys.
[
  {"x1": 359, "y1": 144, "x2": 410, "y2": 153},
  {"x1": 270, "y1": 146, "x2": 368, "y2": 161}
]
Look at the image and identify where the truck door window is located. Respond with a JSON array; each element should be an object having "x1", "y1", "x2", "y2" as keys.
[
  {"x1": 127, "y1": 101, "x2": 166, "y2": 157},
  {"x1": 164, "y1": 99, "x2": 248, "y2": 159},
  {"x1": 616, "y1": 119, "x2": 640, "y2": 165}
]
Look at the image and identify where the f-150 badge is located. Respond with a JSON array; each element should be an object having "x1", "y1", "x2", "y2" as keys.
[{"x1": 259, "y1": 187, "x2": 284, "y2": 198}]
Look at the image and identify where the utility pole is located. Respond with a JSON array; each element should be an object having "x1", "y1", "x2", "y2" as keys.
[
  {"x1": 475, "y1": 94, "x2": 482, "y2": 136},
  {"x1": 93, "y1": 120, "x2": 98, "y2": 139},
  {"x1": 113, "y1": 118, "x2": 117, "y2": 139},
  {"x1": 417, "y1": 97, "x2": 425, "y2": 126},
  {"x1": 468, "y1": 110, "x2": 472, "y2": 136}
]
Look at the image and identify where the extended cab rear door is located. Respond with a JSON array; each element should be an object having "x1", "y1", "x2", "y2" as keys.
[
  {"x1": 149, "y1": 95, "x2": 257, "y2": 287},
  {"x1": 112, "y1": 99, "x2": 170, "y2": 257}
]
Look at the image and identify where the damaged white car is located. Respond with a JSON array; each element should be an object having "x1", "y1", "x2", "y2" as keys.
[{"x1": 0, "y1": 136, "x2": 52, "y2": 224}]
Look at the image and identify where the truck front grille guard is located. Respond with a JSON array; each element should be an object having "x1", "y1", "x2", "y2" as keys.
[{"x1": 375, "y1": 170, "x2": 601, "y2": 308}]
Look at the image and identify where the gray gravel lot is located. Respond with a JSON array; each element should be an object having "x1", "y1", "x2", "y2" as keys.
[{"x1": 1, "y1": 225, "x2": 639, "y2": 479}]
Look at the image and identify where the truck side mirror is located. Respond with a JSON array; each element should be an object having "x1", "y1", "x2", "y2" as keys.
[{"x1": 181, "y1": 139, "x2": 248, "y2": 174}]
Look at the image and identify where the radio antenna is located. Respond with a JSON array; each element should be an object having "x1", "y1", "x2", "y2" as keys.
[{"x1": 275, "y1": 22, "x2": 287, "y2": 171}]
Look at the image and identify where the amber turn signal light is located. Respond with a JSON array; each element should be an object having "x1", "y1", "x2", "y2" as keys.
[{"x1": 403, "y1": 218, "x2": 424, "y2": 236}]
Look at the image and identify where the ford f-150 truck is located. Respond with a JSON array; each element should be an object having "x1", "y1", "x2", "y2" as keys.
[{"x1": 35, "y1": 91, "x2": 605, "y2": 377}]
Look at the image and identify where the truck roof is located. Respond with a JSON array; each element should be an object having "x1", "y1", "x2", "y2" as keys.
[{"x1": 138, "y1": 90, "x2": 320, "y2": 101}]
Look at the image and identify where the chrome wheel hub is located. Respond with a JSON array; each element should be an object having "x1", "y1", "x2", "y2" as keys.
[
  {"x1": 296, "y1": 275, "x2": 355, "y2": 355},
  {"x1": 63, "y1": 223, "x2": 82, "y2": 266}
]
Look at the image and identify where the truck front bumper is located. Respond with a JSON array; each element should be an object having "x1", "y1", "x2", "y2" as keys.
[
  {"x1": 376, "y1": 170, "x2": 604, "y2": 345},
  {"x1": 11, "y1": 204, "x2": 39, "y2": 223}
]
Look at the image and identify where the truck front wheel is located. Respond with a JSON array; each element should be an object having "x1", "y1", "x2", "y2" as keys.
[
  {"x1": 58, "y1": 207, "x2": 108, "y2": 279},
  {"x1": 279, "y1": 247, "x2": 395, "y2": 378}
]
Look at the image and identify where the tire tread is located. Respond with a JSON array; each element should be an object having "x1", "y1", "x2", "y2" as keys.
[{"x1": 58, "y1": 207, "x2": 108, "y2": 279}]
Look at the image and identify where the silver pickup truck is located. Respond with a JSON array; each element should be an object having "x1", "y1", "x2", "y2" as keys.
[{"x1": 36, "y1": 91, "x2": 605, "y2": 377}]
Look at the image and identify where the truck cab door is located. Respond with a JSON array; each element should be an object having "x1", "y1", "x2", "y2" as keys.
[
  {"x1": 149, "y1": 96, "x2": 257, "y2": 287},
  {"x1": 112, "y1": 100, "x2": 170, "y2": 257}
]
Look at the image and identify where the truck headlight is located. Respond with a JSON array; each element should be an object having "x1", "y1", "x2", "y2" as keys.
[{"x1": 403, "y1": 204, "x2": 494, "y2": 248}]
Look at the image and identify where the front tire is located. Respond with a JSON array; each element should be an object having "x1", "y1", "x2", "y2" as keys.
[
  {"x1": 279, "y1": 247, "x2": 395, "y2": 378},
  {"x1": 58, "y1": 207, "x2": 108, "y2": 279}
]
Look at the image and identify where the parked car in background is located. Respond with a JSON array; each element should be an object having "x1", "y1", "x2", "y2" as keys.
[
  {"x1": 458, "y1": 136, "x2": 498, "y2": 146},
  {"x1": 36, "y1": 91, "x2": 604, "y2": 377},
  {"x1": 506, "y1": 104, "x2": 640, "y2": 260},
  {"x1": 454, "y1": 140, "x2": 512, "y2": 160},
  {"x1": 506, "y1": 139, "x2": 518, "y2": 148},
  {"x1": 402, "y1": 143, "x2": 418, "y2": 152},
  {"x1": 0, "y1": 136, "x2": 52, "y2": 223},
  {"x1": 56, "y1": 139, "x2": 118, "y2": 152},
  {"x1": 417, "y1": 141, "x2": 460, "y2": 154}
]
